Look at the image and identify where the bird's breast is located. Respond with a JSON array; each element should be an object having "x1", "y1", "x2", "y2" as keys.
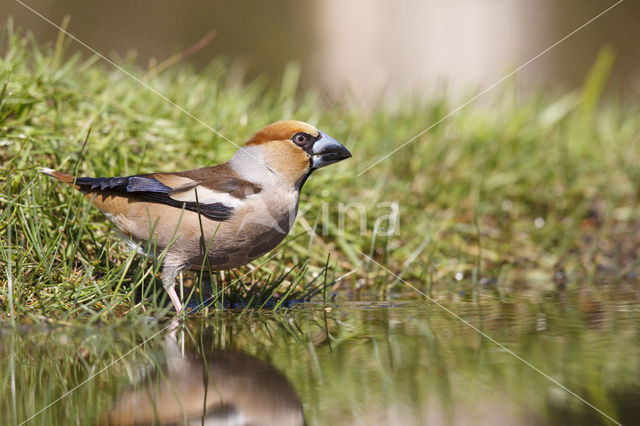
[
  {"x1": 211, "y1": 189, "x2": 299, "y2": 267},
  {"x1": 182, "y1": 188, "x2": 298, "y2": 270}
]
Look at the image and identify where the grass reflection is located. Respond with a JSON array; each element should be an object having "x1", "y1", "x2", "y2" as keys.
[{"x1": 1, "y1": 299, "x2": 637, "y2": 425}]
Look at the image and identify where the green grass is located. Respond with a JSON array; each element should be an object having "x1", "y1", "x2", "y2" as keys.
[{"x1": 2, "y1": 22, "x2": 640, "y2": 320}]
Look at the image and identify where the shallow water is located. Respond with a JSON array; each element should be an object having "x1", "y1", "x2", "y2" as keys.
[{"x1": 1, "y1": 298, "x2": 639, "y2": 425}]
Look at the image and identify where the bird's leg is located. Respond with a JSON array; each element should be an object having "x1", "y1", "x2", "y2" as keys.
[{"x1": 162, "y1": 261, "x2": 187, "y2": 315}]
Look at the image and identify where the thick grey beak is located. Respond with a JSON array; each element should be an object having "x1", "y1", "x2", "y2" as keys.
[{"x1": 311, "y1": 131, "x2": 352, "y2": 169}]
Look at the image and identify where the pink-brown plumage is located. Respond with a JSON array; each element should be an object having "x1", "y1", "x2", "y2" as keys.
[{"x1": 41, "y1": 120, "x2": 351, "y2": 314}]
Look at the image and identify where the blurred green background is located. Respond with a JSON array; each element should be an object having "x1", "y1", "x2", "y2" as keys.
[{"x1": 2, "y1": 0, "x2": 638, "y2": 101}]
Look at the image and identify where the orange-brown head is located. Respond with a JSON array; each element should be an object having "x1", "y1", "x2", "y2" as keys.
[
  {"x1": 236, "y1": 120, "x2": 351, "y2": 189},
  {"x1": 244, "y1": 120, "x2": 320, "y2": 147}
]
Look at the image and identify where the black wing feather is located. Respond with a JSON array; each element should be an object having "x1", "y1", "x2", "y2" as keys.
[{"x1": 75, "y1": 175, "x2": 233, "y2": 221}]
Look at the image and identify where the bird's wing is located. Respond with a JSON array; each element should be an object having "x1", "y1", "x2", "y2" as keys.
[{"x1": 74, "y1": 165, "x2": 259, "y2": 221}]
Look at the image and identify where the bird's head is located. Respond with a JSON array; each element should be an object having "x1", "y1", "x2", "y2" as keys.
[{"x1": 237, "y1": 120, "x2": 352, "y2": 189}]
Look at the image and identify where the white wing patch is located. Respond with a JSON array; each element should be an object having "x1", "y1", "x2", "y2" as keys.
[
  {"x1": 169, "y1": 186, "x2": 242, "y2": 209},
  {"x1": 154, "y1": 173, "x2": 242, "y2": 209}
]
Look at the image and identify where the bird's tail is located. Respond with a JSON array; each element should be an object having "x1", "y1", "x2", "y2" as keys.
[{"x1": 39, "y1": 167, "x2": 76, "y2": 186}]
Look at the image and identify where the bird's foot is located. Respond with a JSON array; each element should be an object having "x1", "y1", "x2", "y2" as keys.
[{"x1": 166, "y1": 285, "x2": 183, "y2": 315}]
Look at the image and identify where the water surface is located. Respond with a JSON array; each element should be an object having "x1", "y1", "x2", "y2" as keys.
[{"x1": 2, "y1": 298, "x2": 639, "y2": 425}]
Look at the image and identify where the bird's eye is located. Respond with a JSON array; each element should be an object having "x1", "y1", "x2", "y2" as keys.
[{"x1": 293, "y1": 133, "x2": 308, "y2": 145}]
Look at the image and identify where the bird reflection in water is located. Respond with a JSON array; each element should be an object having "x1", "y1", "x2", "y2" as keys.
[{"x1": 102, "y1": 322, "x2": 305, "y2": 426}]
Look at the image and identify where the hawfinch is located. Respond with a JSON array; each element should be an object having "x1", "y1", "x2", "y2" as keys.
[{"x1": 41, "y1": 120, "x2": 351, "y2": 314}]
